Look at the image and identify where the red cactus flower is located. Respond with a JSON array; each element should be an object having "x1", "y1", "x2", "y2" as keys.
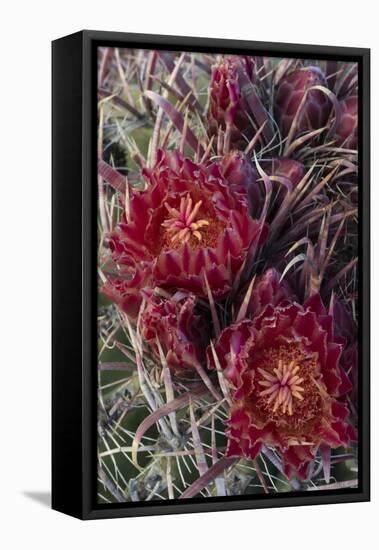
[
  {"x1": 105, "y1": 149, "x2": 267, "y2": 312},
  {"x1": 140, "y1": 290, "x2": 211, "y2": 374},
  {"x1": 274, "y1": 66, "x2": 332, "y2": 139},
  {"x1": 334, "y1": 96, "x2": 358, "y2": 150},
  {"x1": 208, "y1": 271, "x2": 355, "y2": 479},
  {"x1": 208, "y1": 56, "x2": 271, "y2": 150}
]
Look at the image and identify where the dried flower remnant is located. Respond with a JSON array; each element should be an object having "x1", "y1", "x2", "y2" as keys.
[
  {"x1": 140, "y1": 291, "x2": 211, "y2": 374},
  {"x1": 102, "y1": 265, "x2": 152, "y2": 320}
]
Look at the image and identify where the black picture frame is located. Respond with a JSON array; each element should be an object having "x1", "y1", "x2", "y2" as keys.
[{"x1": 52, "y1": 30, "x2": 370, "y2": 520}]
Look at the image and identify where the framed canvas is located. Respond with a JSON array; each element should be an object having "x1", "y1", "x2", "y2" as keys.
[{"x1": 52, "y1": 30, "x2": 370, "y2": 520}]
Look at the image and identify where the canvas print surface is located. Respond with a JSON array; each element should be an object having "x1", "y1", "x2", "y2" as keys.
[{"x1": 97, "y1": 47, "x2": 358, "y2": 504}]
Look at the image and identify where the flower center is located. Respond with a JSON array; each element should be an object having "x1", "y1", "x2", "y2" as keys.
[
  {"x1": 161, "y1": 194, "x2": 210, "y2": 245},
  {"x1": 258, "y1": 360, "x2": 304, "y2": 416},
  {"x1": 253, "y1": 345, "x2": 323, "y2": 424}
]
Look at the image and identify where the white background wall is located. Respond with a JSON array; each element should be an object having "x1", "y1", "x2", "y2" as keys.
[{"x1": 1, "y1": 1, "x2": 376, "y2": 548}]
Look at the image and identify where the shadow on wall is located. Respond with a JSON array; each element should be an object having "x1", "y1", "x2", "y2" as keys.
[{"x1": 23, "y1": 491, "x2": 51, "y2": 508}]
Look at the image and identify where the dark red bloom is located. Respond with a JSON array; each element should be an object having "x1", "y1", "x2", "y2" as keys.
[
  {"x1": 274, "y1": 66, "x2": 332, "y2": 138},
  {"x1": 104, "y1": 149, "x2": 267, "y2": 314},
  {"x1": 140, "y1": 291, "x2": 210, "y2": 374},
  {"x1": 208, "y1": 270, "x2": 355, "y2": 479},
  {"x1": 334, "y1": 96, "x2": 358, "y2": 150},
  {"x1": 208, "y1": 56, "x2": 271, "y2": 150}
]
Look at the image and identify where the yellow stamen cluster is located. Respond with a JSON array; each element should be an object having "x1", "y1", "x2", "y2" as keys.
[
  {"x1": 258, "y1": 359, "x2": 305, "y2": 416},
  {"x1": 161, "y1": 194, "x2": 209, "y2": 245}
]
